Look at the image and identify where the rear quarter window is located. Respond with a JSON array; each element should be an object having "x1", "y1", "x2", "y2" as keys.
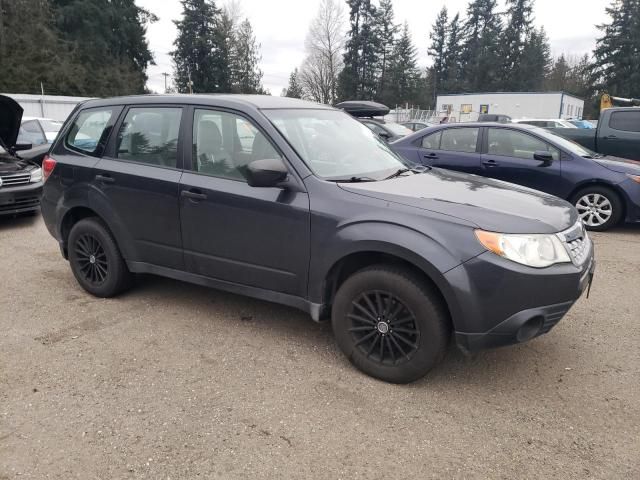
[
  {"x1": 609, "y1": 111, "x2": 640, "y2": 133},
  {"x1": 66, "y1": 108, "x2": 115, "y2": 155}
]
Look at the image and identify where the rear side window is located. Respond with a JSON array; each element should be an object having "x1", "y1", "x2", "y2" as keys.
[
  {"x1": 440, "y1": 128, "x2": 479, "y2": 153},
  {"x1": 420, "y1": 131, "x2": 441, "y2": 149},
  {"x1": 67, "y1": 108, "x2": 114, "y2": 154},
  {"x1": 115, "y1": 107, "x2": 182, "y2": 168},
  {"x1": 609, "y1": 111, "x2": 640, "y2": 132}
]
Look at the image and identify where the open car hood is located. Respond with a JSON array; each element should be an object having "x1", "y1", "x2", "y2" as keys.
[{"x1": 0, "y1": 94, "x2": 23, "y2": 148}]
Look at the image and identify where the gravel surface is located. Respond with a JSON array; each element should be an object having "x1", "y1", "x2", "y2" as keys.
[{"x1": 1, "y1": 214, "x2": 639, "y2": 479}]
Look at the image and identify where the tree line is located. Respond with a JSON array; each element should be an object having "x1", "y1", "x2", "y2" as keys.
[{"x1": 286, "y1": 0, "x2": 640, "y2": 119}]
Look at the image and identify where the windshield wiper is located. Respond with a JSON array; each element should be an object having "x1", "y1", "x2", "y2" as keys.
[
  {"x1": 383, "y1": 165, "x2": 430, "y2": 180},
  {"x1": 326, "y1": 176, "x2": 378, "y2": 183}
]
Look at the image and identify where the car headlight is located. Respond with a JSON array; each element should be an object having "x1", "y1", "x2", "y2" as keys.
[
  {"x1": 30, "y1": 167, "x2": 43, "y2": 183},
  {"x1": 475, "y1": 230, "x2": 571, "y2": 268}
]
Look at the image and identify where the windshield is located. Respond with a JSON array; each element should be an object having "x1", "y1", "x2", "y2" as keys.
[
  {"x1": 263, "y1": 109, "x2": 408, "y2": 180},
  {"x1": 384, "y1": 123, "x2": 413, "y2": 136},
  {"x1": 532, "y1": 126, "x2": 598, "y2": 157}
]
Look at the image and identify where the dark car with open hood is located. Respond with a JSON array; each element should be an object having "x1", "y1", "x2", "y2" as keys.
[
  {"x1": 41, "y1": 95, "x2": 595, "y2": 383},
  {"x1": 0, "y1": 95, "x2": 44, "y2": 216}
]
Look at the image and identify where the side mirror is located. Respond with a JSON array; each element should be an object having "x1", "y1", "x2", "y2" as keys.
[
  {"x1": 533, "y1": 151, "x2": 554, "y2": 164},
  {"x1": 14, "y1": 143, "x2": 32, "y2": 151},
  {"x1": 246, "y1": 158, "x2": 289, "y2": 188}
]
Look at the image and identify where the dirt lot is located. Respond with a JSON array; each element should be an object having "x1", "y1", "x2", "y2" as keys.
[{"x1": 1, "y1": 214, "x2": 639, "y2": 479}]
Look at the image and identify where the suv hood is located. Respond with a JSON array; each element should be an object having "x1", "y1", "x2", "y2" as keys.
[
  {"x1": 0, "y1": 95, "x2": 23, "y2": 149},
  {"x1": 339, "y1": 168, "x2": 578, "y2": 234},
  {"x1": 594, "y1": 156, "x2": 640, "y2": 175}
]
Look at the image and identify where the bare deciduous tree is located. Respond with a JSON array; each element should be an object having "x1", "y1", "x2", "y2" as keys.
[{"x1": 299, "y1": 0, "x2": 346, "y2": 104}]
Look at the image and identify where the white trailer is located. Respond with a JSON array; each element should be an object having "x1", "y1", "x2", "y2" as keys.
[
  {"x1": 436, "y1": 92, "x2": 585, "y2": 122},
  {"x1": 2, "y1": 93, "x2": 93, "y2": 122}
]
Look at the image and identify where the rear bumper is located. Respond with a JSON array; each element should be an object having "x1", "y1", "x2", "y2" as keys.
[
  {"x1": 0, "y1": 183, "x2": 42, "y2": 215},
  {"x1": 447, "y1": 250, "x2": 595, "y2": 353}
]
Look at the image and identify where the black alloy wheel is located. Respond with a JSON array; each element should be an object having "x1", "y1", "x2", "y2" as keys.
[
  {"x1": 348, "y1": 290, "x2": 420, "y2": 365},
  {"x1": 74, "y1": 233, "x2": 109, "y2": 285}
]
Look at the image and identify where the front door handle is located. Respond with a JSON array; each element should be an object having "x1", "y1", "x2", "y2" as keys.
[
  {"x1": 423, "y1": 153, "x2": 438, "y2": 160},
  {"x1": 95, "y1": 174, "x2": 115, "y2": 184},
  {"x1": 604, "y1": 135, "x2": 618, "y2": 140},
  {"x1": 181, "y1": 189, "x2": 207, "y2": 201},
  {"x1": 482, "y1": 160, "x2": 498, "y2": 167}
]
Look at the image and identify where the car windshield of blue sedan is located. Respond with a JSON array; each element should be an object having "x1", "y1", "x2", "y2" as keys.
[{"x1": 264, "y1": 109, "x2": 408, "y2": 180}]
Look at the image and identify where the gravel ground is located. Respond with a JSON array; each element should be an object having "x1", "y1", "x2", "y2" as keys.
[{"x1": 1, "y1": 214, "x2": 639, "y2": 479}]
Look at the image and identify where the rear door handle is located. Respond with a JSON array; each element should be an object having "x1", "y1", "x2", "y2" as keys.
[
  {"x1": 604, "y1": 135, "x2": 618, "y2": 140},
  {"x1": 95, "y1": 174, "x2": 115, "y2": 184},
  {"x1": 181, "y1": 189, "x2": 207, "y2": 201},
  {"x1": 482, "y1": 160, "x2": 498, "y2": 167},
  {"x1": 423, "y1": 153, "x2": 438, "y2": 159}
]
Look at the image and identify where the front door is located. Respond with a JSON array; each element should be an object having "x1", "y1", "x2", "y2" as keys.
[
  {"x1": 179, "y1": 107, "x2": 310, "y2": 297},
  {"x1": 480, "y1": 127, "x2": 565, "y2": 196},
  {"x1": 600, "y1": 110, "x2": 640, "y2": 160},
  {"x1": 92, "y1": 105, "x2": 185, "y2": 270}
]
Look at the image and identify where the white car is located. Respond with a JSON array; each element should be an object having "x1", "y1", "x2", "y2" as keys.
[
  {"x1": 19, "y1": 117, "x2": 63, "y2": 145},
  {"x1": 512, "y1": 118, "x2": 578, "y2": 129}
]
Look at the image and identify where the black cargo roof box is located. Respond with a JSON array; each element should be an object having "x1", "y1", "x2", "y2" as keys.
[{"x1": 335, "y1": 101, "x2": 390, "y2": 118}]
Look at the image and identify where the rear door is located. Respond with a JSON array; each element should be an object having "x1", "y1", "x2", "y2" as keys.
[
  {"x1": 92, "y1": 105, "x2": 185, "y2": 270},
  {"x1": 179, "y1": 107, "x2": 310, "y2": 297},
  {"x1": 480, "y1": 127, "x2": 565, "y2": 195},
  {"x1": 600, "y1": 110, "x2": 640, "y2": 160},
  {"x1": 415, "y1": 126, "x2": 482, "y2": 174}
]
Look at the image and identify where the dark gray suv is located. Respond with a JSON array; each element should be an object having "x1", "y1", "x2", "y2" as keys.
[{"x1": 41, "y1": 95, "x2": 595, "y2": 383}]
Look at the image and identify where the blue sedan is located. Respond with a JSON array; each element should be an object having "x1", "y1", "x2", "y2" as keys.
[{"x1": 392, "y1": 123, "x2": 640, "y2": 231}]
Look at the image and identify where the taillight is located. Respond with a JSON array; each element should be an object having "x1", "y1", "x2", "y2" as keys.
[{"x1": 42, "y1": 155, "x2": 56, "y2": 181}]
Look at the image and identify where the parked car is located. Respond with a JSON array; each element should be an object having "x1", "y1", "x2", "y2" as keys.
[
  {"x1": 21, "y1": 116, "x2": 63, "y2": 143},
  {"x1": 477, "y1": 114, "x2": 512, "y2": 123},
  {"x1": 568, "y1": 119, "x2": 596, "y2": 129},
  {"x1": 401, "y1": 121, "x2": 434, "y2": 132},
  {"x1": 392, "y1": 122, "x2": 640, "y2": 231},
  {"x1": 549, "y1": 107, "x2": 640, "y2": 161},
  {"x1": 513, "y1": 118, "x2": 577, "y2": 129},
  {"x1": 0, "y1": 95, "x2": 44, "y2": 215},
  {"x1": 41, "y1": 95, "x2": 595, "y2": 383},
  {"x1": 360, "y1": 118, "x2": 413, "y2": 142}
]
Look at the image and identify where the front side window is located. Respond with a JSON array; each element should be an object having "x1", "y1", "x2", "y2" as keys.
[
  {"x1": 439, "y1": 128, "x2": 479, "y2": 153},
  {"x1": 263, "y1": 109, "x2": 407, "y2": 180},
  {"x1": 116, "y1": 107, "x2": 182, "y2": 168},
  {"x1": 17, "y1": 121, "x2": 46, "y2": 146},
  {"x1": 421, "y1": 131, "x2": 442, "y2": 149},
  {"x1": 610, "y1": 111, "x2": 640, "y2": 133},
  {"x1": 192, "y1": 109, "x2": 281, "y2": 181},
  {"x1": 488, "y1": 128, "x2": 560, "y2": 160},
  {"x1": 66, "y1": 108, "x2": 115, "y2": 154}
]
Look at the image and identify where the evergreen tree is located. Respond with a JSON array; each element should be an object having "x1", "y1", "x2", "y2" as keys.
[
  {"x1": 427, "y1": 7, "x2": 448, "y2": 101},
  {"x1": 230, "y1": 19, "x2": 264, "y2": 94},
  {"x1": 442, "y1": 13, "x2": 464, "y2": 93},
  {"x1": 337, "y1": 0, "x2": 380, "y2": 101},
  {"x1": 591, "y1": 0, "x2": 640, "y2": 99},
  {"x1": 518, "y1": 27, "x2": 551, "y2": 91},
  {"x1": 460, "y1": 0, "x2": 503, "y2": 92},
  {"x1": 546, "y1": 55, "x2": 571, "y2": 91},
  {"x1": 172, "y1": 0, "x2": 228, "y2": 93},
  {"x1": 499, "y1": 0, "x2": 534, "y2": 90},
  {"x1": 284, "y1": 68, "x2": 304, "y2": 98},
  {"x1": 374, "y1": 0, "x2": 398, "y2": 103},
  {"x1": 387, "y1": 23, "x2": 420, "y2": 106}
]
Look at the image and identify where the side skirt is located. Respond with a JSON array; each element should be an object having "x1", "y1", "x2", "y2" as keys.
[{"x1": 127, "y1": 261, "x2": 324, "y2": 322}]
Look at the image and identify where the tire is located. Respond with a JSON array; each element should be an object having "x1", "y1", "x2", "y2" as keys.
[
  {"x1": 331, "y1": 265, "x2": 450, "y2": 384},
  {"x1": 571, "y1": 186, "x2": 623, "y2": 231},
  {"x1": 67, "y1": 217, "x2": 132, "y2": 297}
]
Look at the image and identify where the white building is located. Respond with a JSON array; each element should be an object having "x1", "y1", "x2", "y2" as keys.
[
  {"x1": 2, "y1": 93, "x2": 93, "y2": 122},
  {"x1": 436, "y1": 92, "x2": 585, "y2": 122}
]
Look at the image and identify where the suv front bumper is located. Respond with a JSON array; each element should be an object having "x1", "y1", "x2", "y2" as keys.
[
  {"x1": 447, "y1": 248, "x2": 595, "y2": 354},
  {"x1": 0, "y1": 182, "x2": 43, "y2": 215}
]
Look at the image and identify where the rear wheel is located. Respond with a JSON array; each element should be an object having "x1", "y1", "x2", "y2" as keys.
[
  {"x1": 331, "y1": 265, "x2": 450, "y2": 384},
  {"x1": 68, "y1": 218, "x2": 132, "y2": 297},
  {"x1": 571, "y1": 186, "x2": 623, "y2": 231}
]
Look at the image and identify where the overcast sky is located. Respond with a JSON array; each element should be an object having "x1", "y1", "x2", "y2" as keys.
[{"x1": 136, "y1": 0, "x2": 609, "y2": 95}]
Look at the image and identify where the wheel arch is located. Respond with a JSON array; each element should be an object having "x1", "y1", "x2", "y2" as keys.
[{"x1": 566, "y1": 180, "x2": 627, "y2": 220}]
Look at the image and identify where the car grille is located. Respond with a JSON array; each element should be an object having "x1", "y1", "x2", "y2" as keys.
[
  {"x1": 557, "y1": 222, "x2": 591, "y2": 266},
  {"x1": 0, "y1": 173, "x2": 31, "y2": 187},
  {"x1": 0, "y1": 196, "x2": 40, "y2": 213}
]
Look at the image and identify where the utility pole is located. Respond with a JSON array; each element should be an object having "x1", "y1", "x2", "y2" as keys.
[
  {"x1": 187, "y1": 67, "x2": 194, "y2": 94},
  {"x1": 161, "y1": 73, "x2": 170, "y2": 93}
]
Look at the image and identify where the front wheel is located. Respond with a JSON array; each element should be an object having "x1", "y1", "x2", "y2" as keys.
[
  {"x1": 331, "y1": 265, "x2": 450, "y2": 384},
  {"x1": 571, "y1": 186, "x2": 623, "y2": 231}
]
